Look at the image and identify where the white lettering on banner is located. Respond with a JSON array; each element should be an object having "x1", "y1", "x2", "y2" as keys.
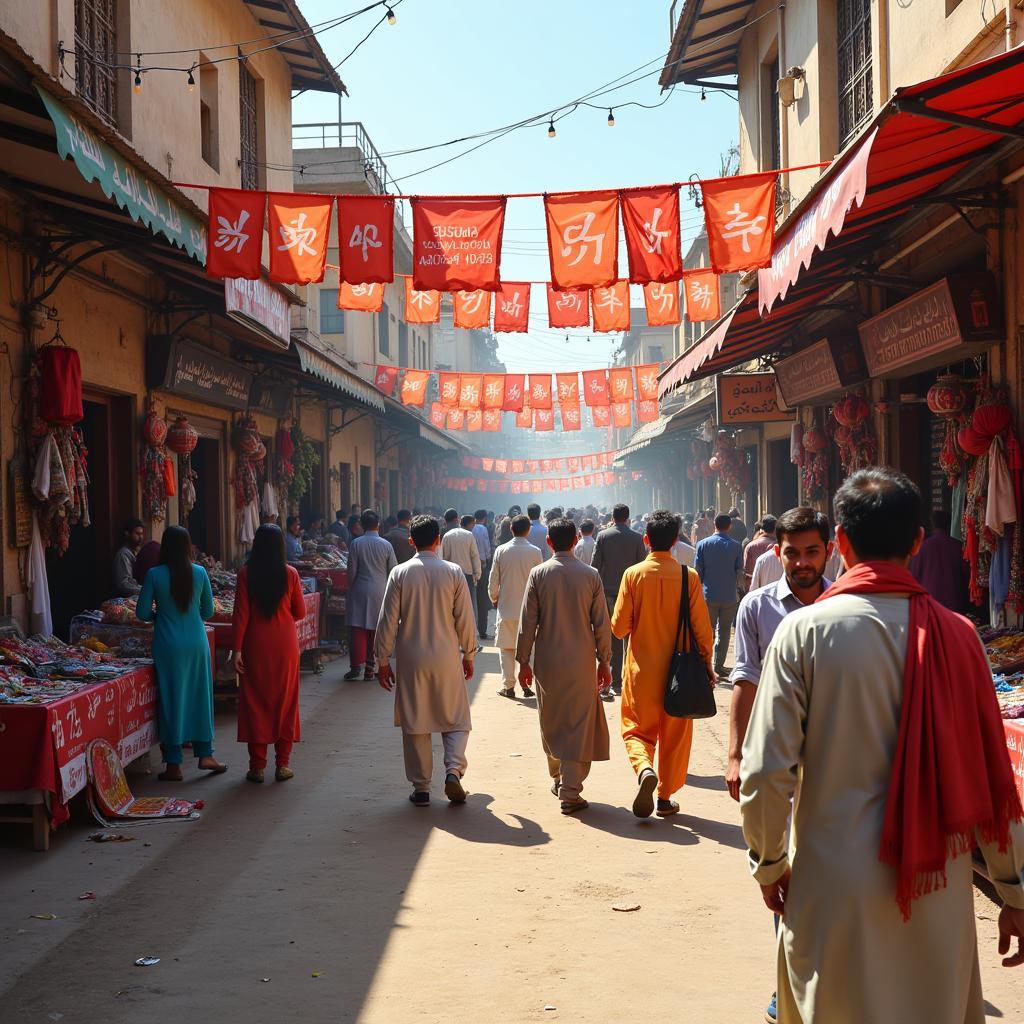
[
  {"x1": 432, "y1": 225, "x2": 480, "y2": 238},
  {"x1": 531, "y1": 382, "x2": 548, "y2": 402},
  {"x1": 352, "y1": 283, "x2": 379, "y2": 298},
  {"x1": 564, "y1": 406, "x2": 580, "y2": 425},
  {"x1": 556, "y1": 292, "x2": 584, "y2": 312},
  {"x1": 461, "y1": 383, "x2": 481, "y2": 405},
  {"x1": 561, "y1": 212, "x2": 605, "y2": 267},
  {"x1": 689, "y1": 279, "x2": 713, "y2": 311},
  {"x1": 457, "y1": 290, "x2": 486, "y2": 314},
  {"x1": 441, "y1": 379, "x2": 459, "y2": 401},
  {"x1": 505, "y1": 383, "x2": 522, "y2": 402},
  {"x1": 375, "y1": 369, "x2": 392, "y2": 388},
  {"x1": 404, "y1": 378, "x2": 425, "y2": 393},
  {"x1": 214, "y1": 210, "x2": 251, "y2": 253},
  {"x1": 87, "y1": 692, "x2": 102, "y2": 721},
  {"x1": 52, "y1": 717, "x2": 64, "y2": 750},
  {"x1": 557, "y1": 380, "x2": 578, "y2": 401},
  {"x1": 409, "y1": 289, "x2": 434, "y2": 310},
  {"x1": 642, "y1": 207, "x2": 670, "y2": 254},
  {"x1": 277, "y1": 212, "x2": 319, "y2": 256},
  {"x1": 639, "y1": 369, "x2": 658, "y2": 394},
  {"x1": 484, "y1": 380, "x2": 503, "y2": 402},
  {"x1": 720, "y1": 203, "x2": 766, "y2": 253},
  {"x1": 60, "y1": 754, "x2": 87, "y2": 801},
  {"x1": 348, "y1": 223, "x2": 382, "y2": 262},
  {"x1": 595, "y1": 288, "x2": 623, "y2": 313},
  {"x1": 65, "y1": 704, "x2": 83, "y2": 742},
  {"x1": 649, "y1": 283, "x2": 675, "y2": 313},
  {"x1": 499, "y1": 290, "x2": 524, "y2": 318},
  {"x1": 587, "y1": 377, "x2": 605, "y2": 395}
]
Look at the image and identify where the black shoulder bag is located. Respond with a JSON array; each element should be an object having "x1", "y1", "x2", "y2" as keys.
[{"x1": 664, "y1": 568, "x2": 717, "y2": 719}]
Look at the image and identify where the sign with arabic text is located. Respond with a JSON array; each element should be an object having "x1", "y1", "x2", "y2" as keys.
[
  {"x1": 225, "y1": 277, "x2": 291, "y2": 349},
  {"x1": 717, "y1": 373, "x2": 792, "y2": 425},
  {"x1": 148, "y1": 338, "x2": 253, "y2": 410},
  {"x1": 773, "y1": 335, "x2": 866, "y2": 407}
]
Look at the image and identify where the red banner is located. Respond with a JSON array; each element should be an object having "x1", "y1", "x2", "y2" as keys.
[
  {"x1": 337, "y1": 195, "x2": 394, "y2": 284},
  {"x1": 483, "y1": 408, "x2": 502, "y2": 432},
  {"x1": 643, "y1": 281, "x2": 680, "y2": 326},
  {"x1": 438, "y1": 372, "x2": 460, "y2": 407},
  {"x1": 511, "y1": 460, "x2": 524, "y2": 473},
  {"x1": 454, "y1": 289, "x2": 492, "y2": 329},
  {"x1": 459, "y1": 374, "x2": 483, "y2": 410},
  {"x1": 583, "y1": 370, "x2": 609, "y2": 407},
  {"x1": 429, "y1": 403, "x2": 445, "y2": 428},
  {"x1": 545, "y1": 191, "x2": 619, "y2": 290},
  {"x1": 373, "y1": 365, "x2": 399, "y2": 396},
  {"x1": 207, "y1": 188, "x2": 265, "y2": 279},
  {"x1": 637, "y1": 399, "x2": 660, "y2": 423},
  {"x1": 502, "y1": 374, "x2": 526, "y2": 412},
  {"x1": 621, "y1": 186, "x2": 682, "y2": 283},
  {"x1": 636, "y1": 364, "x2": 660, "y2": 402},
  {"x1": 516, "y1": 406, "x2": 533, "y2": 428},
  {"x1": 561, "y1": 403, "x2": 582, "y2": 431},
  {"x1": 268, "y1": 193, "x2": 332, "y2": 284},
  {"x1": 482, "y1": 374, "x2": 505, "y2": 409},
  {"x1": 555, "y1": 373, "x2": 580, "y2": 405},
  {"x1": 446, "y1": 408, "x2": 465, "y2": 430},
  {"x1": 535, "y1": 408, "x2": 554, "y2": 432},
  {"x1": 607, "y1": 367, "x2": 635, "y2": 404},
  {"x1": 703, "y1": 173, "x2": 776, "y2": 273},
  {"x1": 592, "y1": 281, "x2": 630, "y2": 333},
  {"x1": 528, "y1": 374, "x2": 552, "y2": 410},
  {"x1": 591, "y1": 405, "x2": 611, "y2": 427},
  {"x1": 611, "y1": 401, "x2": 633, "y2": 428},
  {"x1": 411, "y1": 197, "x2": 506, "y2": 292},
  {"x1": 466, "y1": 409, "x2": 483, "y2": 432},
  {"x1": 493, "y1": 282, "x2": 531, "y2": 333},
  {"x1": 404, "y1": 276, "x2": 441, "y2": 324},
  {"x1": 684, "y1": 269, "x2": 721, "y2": 322},
  {"x1": 546, "y1": 285, "x2": 590, "y2": 328},
  {"x1": 400, "y1": 369, "x2": 430, "y2": 406},
  {"x1": 338, "y1": 281, "x2": 384, "y2": 312}
]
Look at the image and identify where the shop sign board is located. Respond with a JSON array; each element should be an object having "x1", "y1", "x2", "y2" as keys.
[
  {"x1": 225, "y1": 277, "x2": 291, "y2": 349},
  {"x1": 249, "y1": 379, "x2": 294, "y2": 419},
  {"x1": 858, "y1": 274, "x2": 1003, "y2": 378},
  {"x1": 773, "y1": 335, "x2": 866, "y2": 407},
  {"x1": 717, "y1": 373, "x2": 793, "y2": 425},
  {"x1": 148, "y1": 338, "x2": 252, "y2": 411}
]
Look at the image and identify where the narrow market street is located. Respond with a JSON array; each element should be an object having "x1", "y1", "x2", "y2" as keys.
[{"x1": 1, "y1": 649, "x2": 1021, "y2": 1024}]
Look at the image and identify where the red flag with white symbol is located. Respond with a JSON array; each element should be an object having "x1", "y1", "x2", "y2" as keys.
[
  {"x1": 373, "y1": 365, "x2": 399, "y2": 397},
  {"x1": 611, "y1": 401, "x2": 633, "y2": 428},
  {"x1": 439, "y1": 372, "x2": 459, "y2": 407},
  {"x1": 207, "y1": 188, "x2": 265, "y2": 279},
  {"x1": 502, "y1": 374, "x2": 526, "y2": 412},
  {"x1": 528, "y1": 375, "x2": 552, "y2": 410},
  {"x1": 466, "y1": 410, "x2": 483, "y2": 433},
  {"x1": 337, "y1": 195, "x2": 394, "y2": 284},
  {"x1": 546, "y1": 284, "x2": 590, "y2": 328},
  {"x1": 511, "y1": 460, "x2": 524, "y2": 473},
  {"x1": 411, "y1": 198, "x2": 506, "y2": 292},
  {"x1": 338, "y1": 281, "x2": 384, "y2": 312},
  {"x1": 429, "y1": 403, "x2": 445, "y2": 428},
  {"x1": 535, "y1": 408, "x2": 554, "y2": 432},
  {"x1": 516, "y1": 407, "x2": 533, "y2": 428},
  {"x1": 493, "y1": 282, "x2": 531, "y2": 333},
  {"x1": 268, "y1": 193, "x2": 332, "y2": 284},
  {"x1": 683, "y1": 269, "x2": 721, "y2": 322},
  {"x1": 591, "y1": 281, "x2": 630, "y2": 333},
  {"x1": 404, "y1": 276, "x2": 441, "y2": 324},
  {"x1": 637, "y1": 400, "x2": 660, "y2": 423},
  {"x1": 702, "y1": 173, "x2": 776, "y2": 272},
  {"x1": 459, "y1": 374, "x2": 483, "y2": 410},
  {"x1": 555, "y1": 373, "x2": 580, "y2": 405},
  {"x1": 446, "y1": 408, "x2": 465, "y2": 430},
  {"x1": 400, "y1": 370, "x2": 430, "y2": 407},
  {"x1": 483, "y1": 409, "x2": 502, "y2": 432},
  {"x1": 635, "y1": 364, "x2": 660, "y2": 402},
  {"x1": 607, "y1": 367, "x2": 635, "y2": 403},
  {"x1": 561, "y1": 403, "x2": 582, "y2": 431},
  {"x1": 545, "y1": 191, "x2": 619, "y2": 290},
  {"x1": 582, "y1": 370, "x2": 609, "y2": 407},
  {"x1": 482, "y1": 374, "x2": 505, "y2": 409},
  {"x1": 454, "y1": 290, "x2": 492, "y2": 329},
  {"x1": 643, "y1": 281, "x2": 680, "y2": 326},
  {"x1": 621, "y1": 186, "x2": 682, "y2": 283}
]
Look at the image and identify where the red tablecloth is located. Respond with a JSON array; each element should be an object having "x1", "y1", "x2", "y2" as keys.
[
  {"x1": 210, "y1": 592, "x2": 320, "y2": 652},
  {"x1": 314, "y1": 568, "x2": 347, "y2": 593},
  {"x1": 1006, "y1": 720, "x2": 1024, "y2": 804}
]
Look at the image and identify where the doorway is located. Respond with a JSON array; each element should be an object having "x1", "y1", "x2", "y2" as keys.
[
  {"x1": 359, "y1": 464, "x2": 372, "y2": 510},
  {"x1": 183, "y1": 436, "x2": 223, "y2": 559},
  {"x1": 767, "y1": 438, "x2": 798, "y2": 517},
  {"x1": 299, "y1": 440, "x2": 326, "y2": 526}
]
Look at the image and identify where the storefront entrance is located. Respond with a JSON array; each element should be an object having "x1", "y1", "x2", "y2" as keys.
[
  {"x1": 767, "y1": 439, "x2": 798, "y2": 517},
  {"x1": 184, "y1": 435, "x2": 224, "y2": 561}
]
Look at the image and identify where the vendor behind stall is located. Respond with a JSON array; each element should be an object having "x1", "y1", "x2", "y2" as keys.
[
  {"x1": 285, "y1": 515, "x2": 304, "y2": 561},
  {"x1": 112, "y1": 518, "x2": 145, "y2": 597}
]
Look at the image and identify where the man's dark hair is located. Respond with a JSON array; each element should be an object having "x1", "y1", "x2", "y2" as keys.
[
  {"x1": 396, "y1": 509, "x2": 412, "y2": 523},
  {"x1": 714, "y1": 513, "x2": 732, "y2": 531},
  {"x1": 933, "y1": 508, "x2": 952, "y2": 533},
  {"x1": 527, "y1": 503, "x2": 541, "y2": 520},
  {"x1": 612, "y1": 502, "x2": 630, "y2": 523},
  {"x1": 729, "y1": 507, "x2": 740, "y2": 518},
  {"x1": 474, "y1": 509, "x2": 487, "y2": 521},
  {"x1": 123, "y1": 518, "x2": 144, "y2": 535},
  {"x1": 335, "y1": 510, "x2": 345, "y2": 521},
  {"x1": 509, "y1": 505, "x2": 522, "y2": 517},
  {"x1": 646, "y1": 510, "x2": 680, "y2": 551},
  {"x1": 761, "y1": 514, "x2": 778, "y2": 534},
  {"x1": 511, "y1": 514, "x2": 531, "y2": 537},
  {"x1": 443, "y1": 508, "x2": 459, "y2": 524},
  {"x1": 833, "y1": 467, "x2": 922, "y2": 560},
  {"x1": 410, "y1": 514, "x2": 440, "y2": 550},
  {"x1": 360, "y1": 509, "x2": 380, "y2": 531},
  {"x1": 775, "y1": 507, "x2": 830, "y2": 545},
  {"x1": 547, "y1": 517, "x2": 578, "y2": 552},
  {"x1": 460, "y1": 514, "x2": 475, "y2": 530},
  {"x1": 580, "y1": 518, "x2": 595, "y2": 536},
  {"x1": 286, "y1": 515, "x2": 300, "y2": 530}
]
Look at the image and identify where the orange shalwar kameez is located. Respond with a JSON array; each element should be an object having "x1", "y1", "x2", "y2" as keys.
[{"x1": 611, "y1": 552, "x2": 714, "y2": 799}]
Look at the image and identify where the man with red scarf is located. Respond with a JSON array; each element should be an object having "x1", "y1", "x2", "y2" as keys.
[{"x1": 740, "y1": 467, "x2": 1024, "y2": 1023}]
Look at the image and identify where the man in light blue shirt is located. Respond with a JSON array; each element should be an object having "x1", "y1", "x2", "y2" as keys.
[
  {"x1": 694, "y1": 513, "x2": 743, "y2": 677},
  {"x1": 526, "y1": 502, "x2": 550, "y2": 561}
]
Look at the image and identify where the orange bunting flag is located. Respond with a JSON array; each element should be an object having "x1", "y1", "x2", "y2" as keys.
[
  {"x1": 546, "y1": 284, "x2": 590, "y2": 328},
  {"x1": 591, "y1": 405, "x2": 611, "y2": 428},
  {"x1": 502, "y1": 374, "x2": 526, "y2": 412},
  {"x1": 466, "y1": 409, "x2": 483, "y2": 433},
  {"x1": 411, "y1": 197, "x2": 506, "y2": 292},
  {"x1": 643, "y1": 281, "x2": 680, "y2": 326},
  {"x1": 535, "y1": 408, "x2": 555, "y2": 432},
  {"x1": 373, "y1": 365, "x2": 399, "y2": 396},
  {"x1": 483, "y1": 408, "x2": 502, "y2": 432},
  {"x1": 207, "y1": 188, "x2": 265, "y2": 279},
  {"x1": 404, "y1": 276, "x2": 441, "y2": 324},
  {"x1": 477, "y1": 374, "x2": 503, "y2": 409},
  {"x1": 607, "y1": 367, "x2": 635, "y2": 404},
  {"x1": 493, "y1": 282, "x2": 531, "y2": 333},
  {"x1": 621, "y1": 186, "x2": 683, "y2": 283},
  {"x1": 561, "y1": 403, "x2": 582, "y2": 431},
  {"x1": 429, "y1": 403, "x2": 445, "y2": 428},
  {"x1": 527, "y1": 374, "x2": 552, "y2": 410},
  {"x1": 591, "y1": 281, "x2": 631, "y2": 333},
  {"x1": 527, "y1": 461, "x2": 540, "y2": 473},
  {"x1": 636, "y1": 364, "x2": 660, "y2": 402},
  {"x1": 567, "y1": 457, "x2": 579, "y2": 472},
  {"x1": 268, "y1": 194, "x2": 332, "y2": 284},
  {"x1": 545, "y1": 191, "x2": 619, "y2": 290},
  {"x1": 611, "y1": 401, "x2": 633, "y2": 428},
  {"x1": 702, "y1": 173, "x2": 776, "y2": 273},
  {"x1": 400, "y1": 369, "x2": 430, "y2": 407},
  {"x1": 336, "y1": 195, "x2": 394, "y2": 284},
  {"x1": 446, "y1": 408, "x2": 465, "y2": 430},
  {"x1": 459, "y1": 374, "x2": 483, "y2": 410},
  {"x1": 481, "y1": 458, "x2": 494, "y2": 471},
  {"x1": 338, "y1": 281, "x2": 384, "y2": 312},
  {"x1": 555, "y1": 373, "x2": 580, "y2": 405},
  {"x1": 516, "y1": 406, "x2": 533, "y2": 428},
  {"x1": 511, "y1": 460, "x2": 524, "y2": 473},
  {"x1": 582, "y1": 370, "x2": 609, "y2": 407},
  {"x1": 494, "y1": 459, "x2": 509, "y2": 473},
  {"x1": 637, "y1": 400, "x2": 660, "y2": 423},
  {"x1": 684, "y1": 269, "x2": 721, "y2": 323},
  {"x1": 439, "y1": 372, "x2": 460, "y2": 407},
  {"x1": 454, "y1": 289, "x2": 492, "y2": 329}
]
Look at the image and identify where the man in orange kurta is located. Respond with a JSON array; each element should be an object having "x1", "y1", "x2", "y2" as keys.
[{"x1": 612, "y1": 510, "x2": 715, "y2": 818}]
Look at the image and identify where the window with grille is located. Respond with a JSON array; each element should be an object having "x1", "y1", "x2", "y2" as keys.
[
  {"x1": 319, "y1": 288, "x2": 344, "y2": 335},
  {"x1": 837, "y1": 0, "x2": 872, "y2": 147},
  {"x1": 239, "y1": 64, "x2": 259, "y2": 190},
  {"x1": 74, "y1": 0, "x2": 119, "y2": 127}
]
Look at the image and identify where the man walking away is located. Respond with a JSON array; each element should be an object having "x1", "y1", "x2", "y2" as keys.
[
  {"x1": 909, "y1": 508, "x2": 969, "y2": 613},
  {"x1": 575, "y1": 519, "x2": 597, "y2": 565},
  {"x1": 489, "y1": 514, "x2": 542, "y2": 699},
  {"x1": 473, "y1": 509, "x2": 493, "y2": 640},
  {"x1": 695, "y1": 513, "x2": 743, "y2": 679},
  {"x1": 613, "y1": 511, "x2": 714, "y2": 818},
  {"x1": 441, "y1": 511, "x2": 482, "y2": 638},
  {"x1": 384, "y1": 509, "x2": 415, "y2": 564},
  {"x1": 497, "y1": 506, "x2": 520, "y2": 546},
  {"x1": 672, "y1": 515, "x2": 695, "y2": 567},
  {"x1": 516, "y1": 518, "x2": 613, "y2": 815},
  {"x1": 729, "y1": 506, "x2": 748, "y2": 545},
  {"x1": 740, "y1": 468, "x2": 1024, "y2": 1023},
  {"x1": 376, "y1": 515, "x2": 476, "y2": 807},
  {"x1": 743, "y1": 514, "x2": 777, "y2": 589},
  {"x1": 526, "y1": 503, "x2": 550, "y2": 560},
  {"x1": 345, "y1": 510, "x2": 397, "y2": 681},
  {"x1": 592, "y1": 503, "x2": 647, "y2": 701},
  {"x1": 691, "y1": 508, "x2": 715, "y2": 546}
]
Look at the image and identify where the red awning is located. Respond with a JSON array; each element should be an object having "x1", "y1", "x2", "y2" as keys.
[{"x1": 660, "y1": 45, "x2": 1024, "y2": 394}]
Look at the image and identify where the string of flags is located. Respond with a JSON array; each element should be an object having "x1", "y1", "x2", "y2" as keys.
[
  {"x1": 462, "y1": 450, "x2": 618, "y2": 473},
  {"x1": 446, "y1": 470, "x2": 628, "y2": 493}
]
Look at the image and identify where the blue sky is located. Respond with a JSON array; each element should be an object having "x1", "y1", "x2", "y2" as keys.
[{"x1": 292, "y1": 0, "x2": 738, "y2": 371}]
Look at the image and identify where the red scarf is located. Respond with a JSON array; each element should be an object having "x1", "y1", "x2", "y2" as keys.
[{"x1": 817, "y1": 561, "x2": 1021, "y2": 920}]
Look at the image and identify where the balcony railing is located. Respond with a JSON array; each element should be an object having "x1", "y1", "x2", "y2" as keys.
[{"x1": 292, "y1": 120, "x2": 402, "y2": 201}]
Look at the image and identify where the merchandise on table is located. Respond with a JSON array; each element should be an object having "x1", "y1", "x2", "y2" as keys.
[{"x1": 979, "y1": 626, "x2": 1024, "y2": 675}]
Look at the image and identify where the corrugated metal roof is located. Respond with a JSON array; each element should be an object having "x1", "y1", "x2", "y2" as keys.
[{"x1": 294, "y1": 338, "x2": 384, "y2": 411}]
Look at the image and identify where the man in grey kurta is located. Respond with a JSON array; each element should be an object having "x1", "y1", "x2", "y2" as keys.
[
  {"x1": 740, "y1": 469, "x2": 1024, "y2": 1024},
  {"x1": 376, "y1": 515, "x2": 476, "y2": 807},
  {"x1": 345, "y1": 510, "x2": 397, "y2": 681},
  {"x1": 516, "y1": 517, "x2": 613, "y2": 814}
]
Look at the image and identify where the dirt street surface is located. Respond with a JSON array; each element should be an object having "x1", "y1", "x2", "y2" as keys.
[{"x1": 2, "y1": 648, "x2": 1021, "y2": 1023}]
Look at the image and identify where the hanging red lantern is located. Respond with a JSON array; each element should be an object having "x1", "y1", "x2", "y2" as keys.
[
  {"x1": 833, "y1": 424, "x2": 852, "y2": 446},
  {"x1": 971, "y1": 401, "x2": 1011, "y2": 440},
  {"x1": 957, "y1": 423, "x2": 989, "y2": 456},
  {"x1": 832, "y1": 392, "x2": 870, "y2": 428},
  {"x1": 143, "y1": 408, "x2": 168, "y2": 447},
  {"x1": 926, "y1": 375, "x2": 969, "y2": 418},
  {"x1": 166, "y1": 416, "x2": 199, "y2": 455},
  {"x1": 803, "y1": 426, "x2": 829, "y2": 453}
]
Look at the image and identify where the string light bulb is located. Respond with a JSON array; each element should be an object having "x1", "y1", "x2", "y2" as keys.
[
  {"x1": 386, "y1": 6, "x2": 396, "y2": 24},
  {"x1": 607, "y1": 108, "x2": 615, "y2": 127},
  {"x1": 547, "y1": 119, "x2": 556, "y2": 138},
  {"x1": 186, "y1": 67, "x2": 196, "y2": 91},
  {"x1": 700, "y1": 87, "x2": 707, "y2": 102},
  {"x1": 133, "y1": 54, "x2": 142, "y2": 94}
]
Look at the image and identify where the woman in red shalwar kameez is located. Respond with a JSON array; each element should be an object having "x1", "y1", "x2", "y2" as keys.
[{"x1": 233, "y1": 524, "x2": 306, "y2": 783}]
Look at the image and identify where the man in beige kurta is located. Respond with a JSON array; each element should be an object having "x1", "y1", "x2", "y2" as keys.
[
  {"x1": 489, "y1": 514, "x2": 542, "y2": 699},
  {"x1": 740, "y1": 475, "x2": 1024, "y2": 1023},
  {"x1": 376, "y1": 516, "x2": 477, "y2": 807},
  {"x1": 515, "y1": 517, "x2": 613, "y2": 814}
]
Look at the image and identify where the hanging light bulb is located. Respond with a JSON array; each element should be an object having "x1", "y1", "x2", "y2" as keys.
[
  {"x1": 547, "y1": 118, "x2": 556, "y2": 138},
  {"x1": 607, "y1": 108, "x2": 615, "y2": 127},
  {"x1": 187, "y1": 67, "x2": 196, "y2": 91},
  {"x1": 133, "y1": 71, "x2": 142, "y2": 94},
  {"x1": 386, "y1": 6, "x2": 396, "y2": 24},
  {"x1": 700, "y1": 87, "x2": 707, "y2": 102}
]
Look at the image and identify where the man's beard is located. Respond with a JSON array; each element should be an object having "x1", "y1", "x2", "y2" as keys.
[{"x1": 787, "y1": 566, "x2": 824, "y2": 591}]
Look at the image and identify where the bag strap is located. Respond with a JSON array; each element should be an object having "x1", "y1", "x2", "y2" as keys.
[{"x1": 674, "y1": 568, "x2": 693, "y2": 655}]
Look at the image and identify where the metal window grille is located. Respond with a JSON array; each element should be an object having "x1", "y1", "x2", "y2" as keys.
[
  {"x1": 837, "y1": 0, "x2": 873, "y2": 147},
  {"x1": 239, "y1": 64, "x2": 258, "y2": 190},
  {"x1": 74, "y1": 0, "x2": 118, "y2": 127}
]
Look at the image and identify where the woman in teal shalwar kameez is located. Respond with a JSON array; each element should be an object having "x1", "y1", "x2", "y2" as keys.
[{"x1": 137, "y1": 525, "x2": 228, "y2": 781}]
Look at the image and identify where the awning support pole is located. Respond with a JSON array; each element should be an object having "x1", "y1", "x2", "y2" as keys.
[{"x1": 893, "y1": 97, "x2": 1024, "y2": 140}]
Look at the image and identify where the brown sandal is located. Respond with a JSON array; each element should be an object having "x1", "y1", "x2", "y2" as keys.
[
  {"x1": 158, "y1": 767, "x2": 183, "y2": 782},
  {"x1": 198, "y1": 758, "x2": 228, "y2": 774}
]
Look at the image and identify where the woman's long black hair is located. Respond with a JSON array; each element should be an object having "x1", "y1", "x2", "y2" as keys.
[
  {"x1": 247, "y1": 524, "x2": 288, "y2": 619},
  {"x1": 159, "y1": 525, "x2": 194, "y2": 614}
]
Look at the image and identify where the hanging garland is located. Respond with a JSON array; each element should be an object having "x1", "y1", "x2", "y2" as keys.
[
  {"x1": 829, "y1": 390, "x2": 877, "y2": 474},
  {"x1": 801, "y1": 422, "x2": 829, "y2": 503},
  {"x1": 287, "y1": 425, "x2": 320, "y2": 508}
]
